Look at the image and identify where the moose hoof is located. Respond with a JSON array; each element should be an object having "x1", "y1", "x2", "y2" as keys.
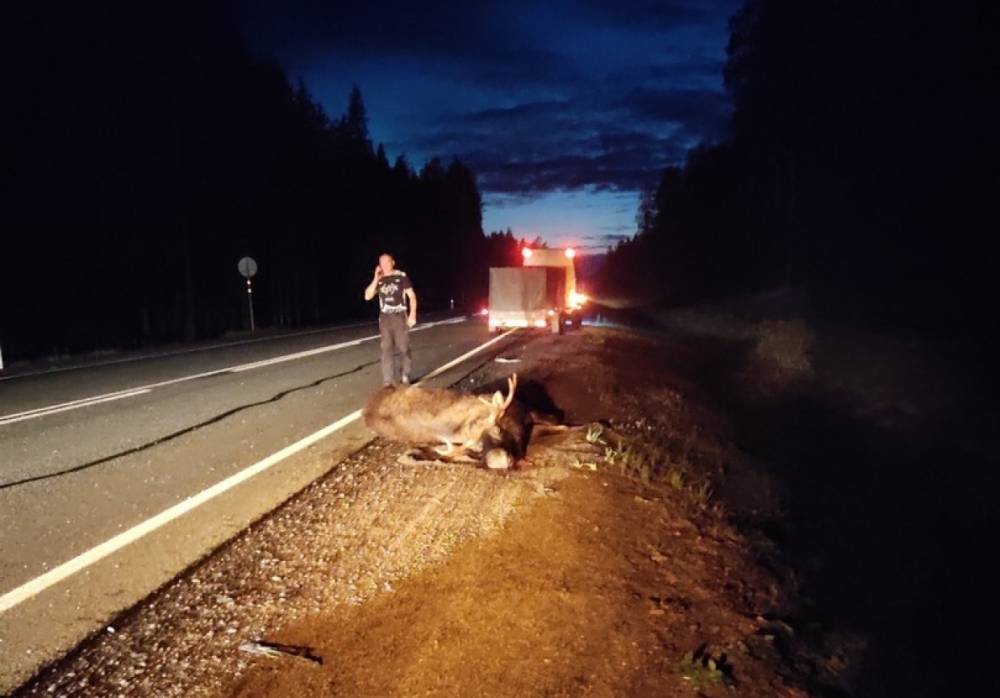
[{"x1": 485, "y1": 449, "x2": 513, "y2": 470}]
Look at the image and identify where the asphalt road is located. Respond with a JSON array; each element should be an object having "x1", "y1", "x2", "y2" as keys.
[{"x1": 0, "y1": 315, "x2": 518, "y2": 691}]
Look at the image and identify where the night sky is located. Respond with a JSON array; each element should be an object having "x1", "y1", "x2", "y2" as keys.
[{"x1": 242, "y1": 1, "x2": 741, "y2": 251}]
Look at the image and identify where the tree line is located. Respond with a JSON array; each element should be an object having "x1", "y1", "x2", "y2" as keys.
[
  {"x1": 1, "y1": 3, "x2": 511, "y2": 362},
  {"x1": 601, "y1": 0, "x2": 997, "y2": 337}
]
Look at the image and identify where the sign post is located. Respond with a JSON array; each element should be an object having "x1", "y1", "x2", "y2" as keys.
[{"x1": 237, "y1": 256, "x2": 258, "y2": 334}]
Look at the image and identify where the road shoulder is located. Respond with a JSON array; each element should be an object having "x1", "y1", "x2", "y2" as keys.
[{"x1": 17, "y1": 329, "x2": 833, "y2": 696}]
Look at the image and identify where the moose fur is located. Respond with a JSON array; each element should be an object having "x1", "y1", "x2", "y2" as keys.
[{"x1": 362, "y1": 374, "x2": 530, "y2": 469}]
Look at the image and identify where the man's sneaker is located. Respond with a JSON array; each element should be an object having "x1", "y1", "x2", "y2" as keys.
[{"x1": 401, "y1": 375, "x2": 410, "y2": 386}]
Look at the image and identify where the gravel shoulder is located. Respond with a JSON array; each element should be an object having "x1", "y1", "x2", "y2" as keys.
[{"x1": 16, "y1": 328, "x2": 832, "y2": 697}]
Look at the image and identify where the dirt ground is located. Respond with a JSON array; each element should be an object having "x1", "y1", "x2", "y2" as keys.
[
  {"x1": 228, "y1": 470, "x2": 793, "y2": 697},
  {"x1": 222, "y1": 329, "x2": 820, "y2": 698},
  {"x1": 14, "y1": 328, "x2": 829, "y2": 697},
  {"x1": 22, "y1": 309, "x2": 989, "y2": 697}
]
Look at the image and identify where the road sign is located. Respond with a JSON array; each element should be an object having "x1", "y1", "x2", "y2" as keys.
[
  {"x1": 238, "y1": 257, "x2": 258, "y2": 333},
  {"x1": 238, "y1": 256, "x2": 258, "y2": 279}
]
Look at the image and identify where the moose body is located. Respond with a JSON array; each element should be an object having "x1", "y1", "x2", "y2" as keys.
[{"x1": 362, "y1": 374, "x2": 530, "y2": 469}]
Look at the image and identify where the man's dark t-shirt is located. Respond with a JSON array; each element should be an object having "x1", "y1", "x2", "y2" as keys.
[{"x1": 377, "y1": 271, "x2": 412, "y2": 314}]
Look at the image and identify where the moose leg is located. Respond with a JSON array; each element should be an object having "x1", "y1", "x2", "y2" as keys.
[
  {"x1": 398, "y1": 445, "x2": 471, "y2": 466},
  {"x1": 399, "y1": 449, "x2": 444, "y2": 467}
]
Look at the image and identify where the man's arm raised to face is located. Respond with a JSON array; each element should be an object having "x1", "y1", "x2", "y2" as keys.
[{"x1": 364, "y1": 266, "x2": 382, "y2": 301}]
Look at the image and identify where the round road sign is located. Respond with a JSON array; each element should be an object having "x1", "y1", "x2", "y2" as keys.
[{"x1": 238, "y1": 256, "x2": 258, "y2": 278}]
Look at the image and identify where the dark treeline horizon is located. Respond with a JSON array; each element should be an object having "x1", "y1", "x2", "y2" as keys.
[
  {"x1": 6, "y1": 2, "x2": 995, "y2": 363},
  {"x1": 1, "y1": 3, "x2": 528, "y2": 363},
  {"x1": 601, "y1": 0, "x2": 997, "y2": 340}
]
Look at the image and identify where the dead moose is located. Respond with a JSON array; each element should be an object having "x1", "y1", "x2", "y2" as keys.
[{"x1": 362, "y1": 374, "x2": 540, "y2": 470}]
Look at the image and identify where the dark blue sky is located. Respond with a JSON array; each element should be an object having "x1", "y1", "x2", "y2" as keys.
[{"x1": 242, "y1": 0, "x2": 741, "y2": 250}]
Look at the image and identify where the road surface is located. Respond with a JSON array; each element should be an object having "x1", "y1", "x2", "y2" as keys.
[{"x1": 0, "y1": 316, "x2": 518, "y2": 691}]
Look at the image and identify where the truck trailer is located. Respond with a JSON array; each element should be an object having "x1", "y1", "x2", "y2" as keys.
[{"x1": 488, "y1": 247, "x2": 585, "y2": 333}]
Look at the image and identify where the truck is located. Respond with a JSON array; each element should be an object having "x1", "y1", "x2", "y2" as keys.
[{"x1": 487, "y1": 247, "x2": 587, "y2": 333}]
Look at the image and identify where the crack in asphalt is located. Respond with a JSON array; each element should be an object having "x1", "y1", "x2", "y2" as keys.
[
  {"x1": 0, "y1": 360, "x2": 380, "y2": 491},
  {"x1": 0, "y1": 332, "x2": 526, "y2": 492}
]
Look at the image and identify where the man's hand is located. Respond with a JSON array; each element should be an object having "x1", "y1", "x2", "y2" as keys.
[
  {"x1": 407, "y1": 315, "x2": 417, "y2": 328},
  {"x1": 364, "y1": 267, "x2": 382, "y2": 301}
]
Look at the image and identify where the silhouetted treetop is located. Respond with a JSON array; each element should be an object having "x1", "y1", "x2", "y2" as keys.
[
  {"x1": 601, "y1": 0, "x2": 997, "y2": 334},
  {"x1": 0, "y1": 3, "x2": 493, "y2": 361}
]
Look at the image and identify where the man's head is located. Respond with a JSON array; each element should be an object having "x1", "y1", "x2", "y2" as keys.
[{"x1": 378, "y1": 253, "x2": 395, "y2": 275}]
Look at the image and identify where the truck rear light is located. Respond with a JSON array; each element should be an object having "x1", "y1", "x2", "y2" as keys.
[
  {"x1": 521, "y1": 247, "x2": 533, "y2": 259},
  {"x1": 564, "y1": 247, "x2": 576, "y2": 259},
  {"x1": 479, "y1": 307, "x2": 489, "y2": 316}
]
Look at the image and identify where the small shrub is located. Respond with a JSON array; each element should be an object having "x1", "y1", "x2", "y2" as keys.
[
  {"x1": 667, "y1": 469, "x2": 685, "y2": 490},
  {"x1": 678, "y1": 644, "x2": 734, "y2": 687},
  {"x1": 639, "y1": 461, "x2": 652, "y2": 486},
  {"x1": 585, "y1": 424, "x2": 606, "y2": 445},
  {"x1": 604, "y1": 442, "x2": 626, "y2": 465},
  {"x1": 691, "y1": 481, "x2": 713, "y2": 510}
]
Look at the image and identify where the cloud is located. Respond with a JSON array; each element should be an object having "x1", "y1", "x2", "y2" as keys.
[
  {"x1": 419, "y1": 138, "x2": 683, "y2": 195},
  {"x1": 242, "y1": 0, "x2": 579, "y2": 85},
  {"x1": 406, "y1": 94, "x2": 706, "y2": 194},
  {"x1": 622, "y1": 87, "x2": 732, "y2": 137},
  {"x1": 574, "y1": 0, "x2": 729, "y2": 29},
  {"x1": 585, "y1": 232, "x2": 634, "y2": 245},
  {"x1": 243, "y1": 2, "x2": 491, "y2": 60},
  {"x1": 242, "y1": 0, "x2": 737, "y2": 197}
]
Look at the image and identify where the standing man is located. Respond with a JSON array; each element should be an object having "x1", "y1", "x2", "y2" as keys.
[{"x1": 364, "y1": 253, "x2": 418, "y2": 386}]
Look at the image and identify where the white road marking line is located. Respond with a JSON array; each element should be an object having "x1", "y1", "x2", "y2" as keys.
[
  {"x1": 0, "y1": 314, "x2": 463, "y2": 382},
  {"x1": 0, "y1": 387, "x2": 151, "y2": 420},
  {"x1": 0, "y1": 317, "x2": 468, "y2": 426},
  {"x1": 228, "y1": 338, "x2": 368, "y2": 373},
  {"x1": 416, "y1": 329, "x2": 518, "y2": 384},
  {"x1": 0, "y1": 327, "x2": 517, "y2": 614},
  {"x1": 0, "y1": 389, "x2": 153, "y2": 427}
]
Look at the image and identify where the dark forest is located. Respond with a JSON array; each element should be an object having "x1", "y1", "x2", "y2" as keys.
[
  {"x1": 3, "y1": 1, "x2": 997, "y2": 358},
  {"x1": 602, "y1": 0, "x2": 997, "y2": 342},
  {"x1": 1, "y1": 3, "x2": 521, "y2": 361}
]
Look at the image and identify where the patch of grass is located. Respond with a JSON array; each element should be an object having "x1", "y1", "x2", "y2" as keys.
[
  {"x1": 691, "y1": 481, "x2": 714, "y2": 510},
  {"x1": 604, "y1": 441, "x2": 627, "y2": 466},
  {"x1": 638, "y1": 460, "x2": 652, "y2": 486},
  {"x1": 600, "y1": 433, "x2": 721, "y2": 514},
  {"x1": 585, "y1": 424, "x2": 606, "y2": 445},
  {"x1": 667, "y1": 468, "x2": 685, "y2": 490},
  {"x1": 615, "y1": 447, "x2": 650, "y2": 483},
  {"x1": 677, "y1": 644, "x2": 735, "y2": 688}
]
